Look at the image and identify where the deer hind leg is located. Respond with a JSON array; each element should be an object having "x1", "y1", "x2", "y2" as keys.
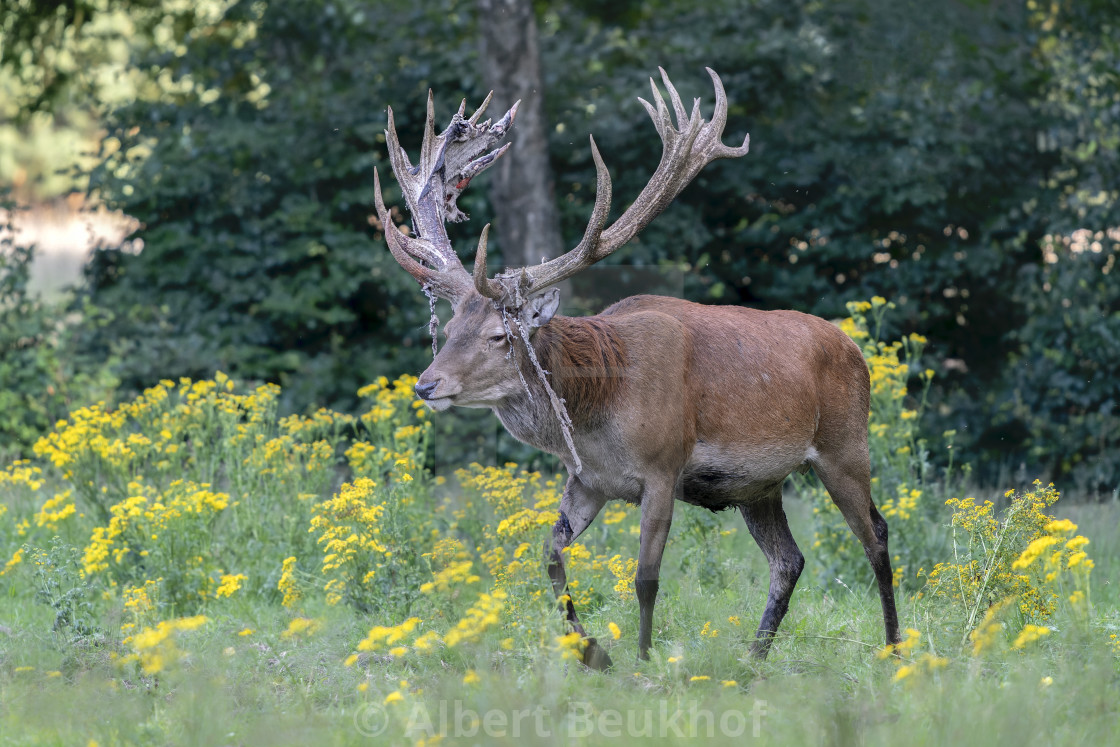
[
  {"x1": 548, "y1": 479, "x2": 611, "y2": 670},
  {"x1": 740, "y1": 486, "x2": 805, "y2": 658},
  {"x1": 812, "y1": 454, "x2": 902, "y2": 646}
]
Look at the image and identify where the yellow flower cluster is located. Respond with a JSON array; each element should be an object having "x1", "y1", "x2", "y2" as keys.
[
  {"x1": 357, "y1": 616, "x2": 422, "y2": 655},
  {"x1": 123, "y1": 579, "x2": 160, "y2": 615},
  {"x1": 496, "y1": 507, "x2": 559, "y2": 539},
  {"x1": 924, "y1": 482, "x2": 1096, "y2": 655},
  {"x1": 34, "y1": 375, "x2": 280, "y2": 479},
  {"x1": 608, "y1": 555, "x2": 638, "y2": 601},
  {"x1": 0, "y1": 460, "x2": 44, "y2": 491},
  {"x1": 278, "y1": 556, "x2": 300, "y2": 608},
  {"x1": 969, "y1": 598, "x2": 1014, "y2": 656},
  {"x1": 33, "y1": 490, "x2": 76, "y2": 531},
  {"x1": 121, "y1": 615, "x2": 209, "y2": 674},
  {"x1": 1, "y1": 548, "x2": 24, "y2": 576},
  {"x1": 420, "y1": 559, "x2": 479, "y2": 594},
  {"x1": 881, "y1": 485, "x2": 921, "y2": 522},
  {"x1": 281, "y1": 617, "x2": 323, "y2": 640},
  {"x1": 214, "y1": 573, "x2": 247, "y2": 598},
  {"x1": 424, "y1": 537, "x2": 472, "y2": 569},
  {"x1": 554, "y1": 631, "x2": 585, "y2": 661},
  {"x1": 309, "y1": 478, "x2": 387, "y2": 606},
  {"x1": 279, "y1": 407, "x2": 355, "y2": 440},
  {"x1": 924, "y1": 483, "x2": 1067, "y2": 623},
  {"x1": 457, "y1": 463, "x2": 545, "y2": 518},
  {"x1": 444, "y1": 590, "x2": 506, "y2": 647},
  {"x1": 1011, "y1": 624, "x2": 1051, "y2": 650},
  {"x1": 878, "y1": 628, "x2": 950, "y2": 683},
  {"x1": 357, "y1": 374, "x2": 422, "y2": 427},
  {"x1": 81, "y1": 479, "x2": 230, "y2": 577}
]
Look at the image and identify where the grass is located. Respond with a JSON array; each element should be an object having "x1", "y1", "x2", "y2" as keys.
[{"x1": 2, "y1": 491, "x2": 1118, "y2": 746}]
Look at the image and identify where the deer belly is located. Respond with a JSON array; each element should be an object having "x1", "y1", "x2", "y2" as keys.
[{"x1": 681, "y1": 441, "x2": 807, "y2": 509}]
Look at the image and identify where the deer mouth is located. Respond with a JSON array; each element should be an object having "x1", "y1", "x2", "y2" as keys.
[{"x1": 422, "y1": 396, "x2": 455, "y2": 412}]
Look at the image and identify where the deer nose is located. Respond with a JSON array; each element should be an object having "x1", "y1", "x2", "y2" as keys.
[{"x1": 414, "y1": 380, "x2": 440, "y2": 400}]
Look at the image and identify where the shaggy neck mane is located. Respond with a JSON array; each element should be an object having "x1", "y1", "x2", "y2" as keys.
[{"x1": 529, "y1": 315, "x2": 628, "y2": 425}]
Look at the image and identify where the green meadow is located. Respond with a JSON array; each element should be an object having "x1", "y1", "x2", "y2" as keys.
[{"x1": 2, "y1": 302, "x2": 1117, "y2": 746}]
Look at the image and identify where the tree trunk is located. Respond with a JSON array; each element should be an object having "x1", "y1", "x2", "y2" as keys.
[{"x1": 476, "y1": 0, "x2": 564, "y2": 271}]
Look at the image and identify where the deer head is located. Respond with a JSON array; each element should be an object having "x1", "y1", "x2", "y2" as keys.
[{"x1": 375, "y1": 68, "x2": 750, "y2": 413}]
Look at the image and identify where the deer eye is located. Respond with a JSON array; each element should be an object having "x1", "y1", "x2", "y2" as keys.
[{"x1": 489, "y1": 334, "x2": 507, "y2": 344}]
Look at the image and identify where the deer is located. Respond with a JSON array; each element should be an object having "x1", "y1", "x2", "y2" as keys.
[{"x1": 372, "y1": 68, "x2": 902, "y2": 670}]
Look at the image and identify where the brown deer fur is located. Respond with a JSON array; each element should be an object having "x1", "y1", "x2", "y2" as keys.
[{"x1": 533, "y1": 316, "x2": 628, "y2": 426}]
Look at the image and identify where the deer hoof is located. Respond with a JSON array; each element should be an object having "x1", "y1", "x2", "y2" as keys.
[{"x1": 582, "y1": 638, "x2": 613, "y2": 671}]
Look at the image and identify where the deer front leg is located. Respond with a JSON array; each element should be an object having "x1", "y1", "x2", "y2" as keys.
[
  {"x1": 547, "y1": 478, "x2": 610, "y2": 670},
  {"x1": 636, "y1": 477, "x2": 676, "y2": 660}
]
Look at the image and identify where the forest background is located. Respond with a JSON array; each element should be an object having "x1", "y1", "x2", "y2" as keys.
[{"x1": 2, "y1": 0, "x2": 1118, "y2": 497}]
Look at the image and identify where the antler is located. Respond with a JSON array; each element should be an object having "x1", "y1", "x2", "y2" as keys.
[
  {"x1": 474, "y1": 67, "x2": 750, "y2": 306},
  {"x1": 375, "y1": 90, "x2": 519, "y2": 301}
]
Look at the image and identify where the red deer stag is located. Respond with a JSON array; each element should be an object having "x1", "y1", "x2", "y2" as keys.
[{"x1": 373, "y1": 68, "x2": 901, "y2": 669}]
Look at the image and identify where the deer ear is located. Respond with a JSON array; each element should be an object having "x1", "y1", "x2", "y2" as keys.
[{"x1": 522, "y1": 287, "x2": 560, "y2": 329}]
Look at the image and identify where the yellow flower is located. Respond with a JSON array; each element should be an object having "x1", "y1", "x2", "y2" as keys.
[
  {"x1": 281, "y1": 617, "x2": 322, "y2": 640},
  {"x1": 689, "y1": 676, "x2": 710, "y2": 683},
  {"x1": 1013, "y1": 536, "x2": 1060, "y2": 569},
  {"x1": 1044, "y1": 519, "x2": 1077, "y2": 535},
  {"x1": 384, "y1": 691, "x2": 404, "y2": 705},
  {"x1": 608, "y1": 622, "x2": 622, "y2": 640},
  {"x1": 463, "y1": 670, "x2": 480, "y2": 684},
  {"x1": 214, "y1": 573, "x2": 247, "y2": 598},
  {"x1": 1011, "y1": 625, "x2": 1050, "y2": 650},
  {"x1": 1, "y1": 548, "x2": 24, "y2": 576}
]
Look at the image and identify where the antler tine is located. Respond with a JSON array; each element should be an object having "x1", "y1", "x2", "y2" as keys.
[
  {"x1": 658, "y1": 66, "x2": 689, "y2": 130},
  {"x1": 469, "y1": 90, "x2": 494, "y2": 125},
  {"x1": 419, "y1": 90, "x2": 442, "y2": 184},
  {"x1": 578, "y1": 135, "x2": 614, "y2": 261},
  {"x1": 384, "y1": 107, "x2": 413, "y2": 191},
  {"x1": 473, "y1": 224, "x2": 506, "y2": 300},
  {"x1": 706, "y1": 67, "x2": 751, "y2": 158},
  {"x1": 640, "y1": 79, "x2": 670, "y2": 141},
  {"x1": 482, "y1": 68, "x2": 749, "y2": 303}
]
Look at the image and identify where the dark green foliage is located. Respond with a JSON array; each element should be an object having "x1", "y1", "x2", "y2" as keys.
[
  {"x1": 81, "y1": 0, "x2": 485, "y2": 412},
  {"x1": 988, "y1": 245, "x2": 1120, "y2": 493},
  {"x1": 55, "y1": 0, "x2": 1120, "y2": 489},
  {"x1": 539, "y1": 0, "x2": 1119, "y2": 490}
]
